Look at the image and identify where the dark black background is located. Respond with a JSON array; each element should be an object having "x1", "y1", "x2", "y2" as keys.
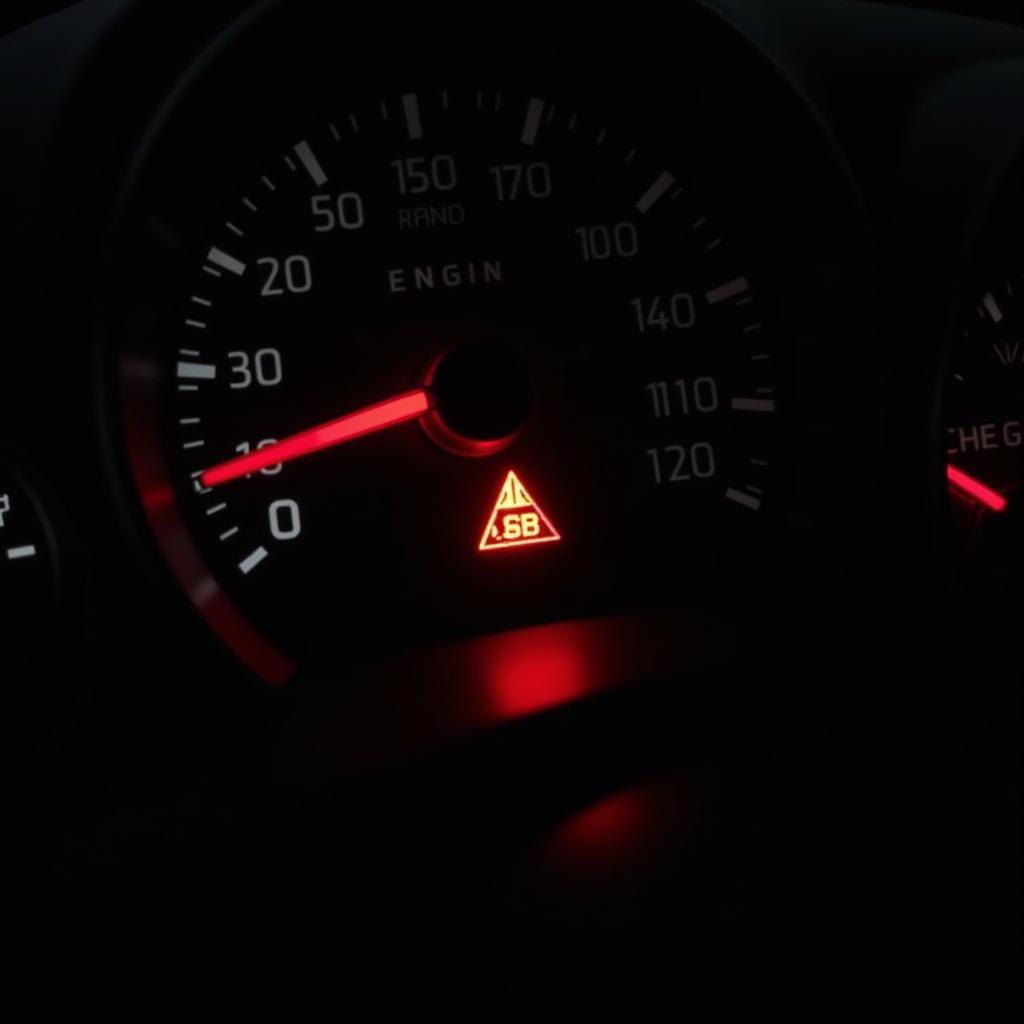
[{"x1": 0, "y1": 0, "x2": 1019, "y2": 1011}]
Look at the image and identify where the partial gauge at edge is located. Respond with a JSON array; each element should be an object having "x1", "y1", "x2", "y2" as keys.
[
  {"x1": 946, "y1": 272, "x2": 1024, "y2": 572},
  {"x1": 116, "y1": 88, "x2": 782, "y2": 684},
  {"x1": 0, "y1": 456, "x2": 59, "y2": 702}
]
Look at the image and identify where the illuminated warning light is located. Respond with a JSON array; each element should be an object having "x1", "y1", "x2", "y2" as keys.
[{"x1": 479, "y1": 470, "x2": 561, "y2": 552}]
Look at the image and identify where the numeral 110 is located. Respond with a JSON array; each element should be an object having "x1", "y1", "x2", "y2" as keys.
[{"x1": 646, "y1": 377, "x2": 719, "y2": 417}]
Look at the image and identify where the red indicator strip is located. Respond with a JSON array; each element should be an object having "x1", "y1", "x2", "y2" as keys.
[
  {"x1": 947, "y1": 464, "x2": 1008, "y2": 513},
  {"x1": 201, "y1": 389, "x2": 431, "y2": 487}
]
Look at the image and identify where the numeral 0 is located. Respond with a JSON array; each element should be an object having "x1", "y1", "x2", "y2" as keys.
[{"x1": 268, "y1": 498, "x2": 302, "y2": 540}]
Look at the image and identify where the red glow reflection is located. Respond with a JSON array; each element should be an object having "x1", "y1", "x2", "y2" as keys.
[
  {"x1": 540, "y1": 774, "x2": 700, "y2": 880},
  {"x1": 140, "y1": 482, "x2": 175, "y2": 515},
  {"x1": 541, "y1": 780, "x2": 695, "y2": 877},
  {"x1": 419, "y1": 408, "x2": 519, "y2": 457},
  {"x1": 556, "y1": 790, "x2": 653, "y2": 854},
  {"x1": 275, "y1": 612, "x2": 728, "y2": 779},
  {"x1": 484, "y1": 629, "x2": 589, "y2": 717}
]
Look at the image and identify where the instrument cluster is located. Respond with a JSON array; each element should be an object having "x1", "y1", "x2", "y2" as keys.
[{"x1": 0, "y1": 1, "x2": 1020, "y2": 1007}]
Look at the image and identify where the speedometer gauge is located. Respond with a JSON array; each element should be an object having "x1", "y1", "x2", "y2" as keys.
[{"x1": 115, "y1": 88, "x2": 780, "y2": 683}]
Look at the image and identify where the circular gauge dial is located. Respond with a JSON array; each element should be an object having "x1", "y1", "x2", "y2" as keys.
[
  {"x1": 119, "y1": 89, "x2": 781, "y2": 682},
  {"x1": 946, "y1": 274, "x2": 1023, "y2": 569}
]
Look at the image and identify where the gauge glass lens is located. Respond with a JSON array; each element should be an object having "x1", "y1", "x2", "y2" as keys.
[{"x1": 119, "y1": 90, "x2": 781, "y2": 680}]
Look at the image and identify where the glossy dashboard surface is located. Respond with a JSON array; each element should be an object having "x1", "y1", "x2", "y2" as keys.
[{"x1": 0, "y1": 0, "x2": 1020, "y2": 1009}]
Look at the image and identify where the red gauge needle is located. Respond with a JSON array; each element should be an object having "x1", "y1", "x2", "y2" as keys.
[
  {"x1": 201, "y1": 388, "x2": 432, "y2": 487},
  {"x1": 947, "y1": 463, "x2": 1008, "y2": 513}
]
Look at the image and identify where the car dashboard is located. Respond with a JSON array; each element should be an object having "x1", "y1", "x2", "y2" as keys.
[{"x1": 0, "y1": 0, "x2": 1020, "y2": 1009}]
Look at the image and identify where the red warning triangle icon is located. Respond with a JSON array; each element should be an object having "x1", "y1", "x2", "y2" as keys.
[{"x1": 478, "y1": 470, "x2": 561, "y2": 551}]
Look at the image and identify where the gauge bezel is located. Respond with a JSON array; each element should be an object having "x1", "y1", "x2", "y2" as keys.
[
  {"x1": 96, "y1": 1, "x2": 883, "y2": 693},
  {"x1": 894, "y1": 56, "x2": 1024, "y2": 599}
]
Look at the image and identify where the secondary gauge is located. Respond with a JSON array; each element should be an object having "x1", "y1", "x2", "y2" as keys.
[
  {"x1": 114, "y1": 87, "x2": 782, "y2": 684},
  {"x1": 946, "y1": 273, "x2": 1024, "y2": 570},
  {"x1": 0, "y1": 453, "x2": 81, "y2": 785}
]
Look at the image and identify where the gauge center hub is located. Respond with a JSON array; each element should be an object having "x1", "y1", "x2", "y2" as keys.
[{"x1": 423, "y1": 340, "x2": 533, "y2": 456}]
